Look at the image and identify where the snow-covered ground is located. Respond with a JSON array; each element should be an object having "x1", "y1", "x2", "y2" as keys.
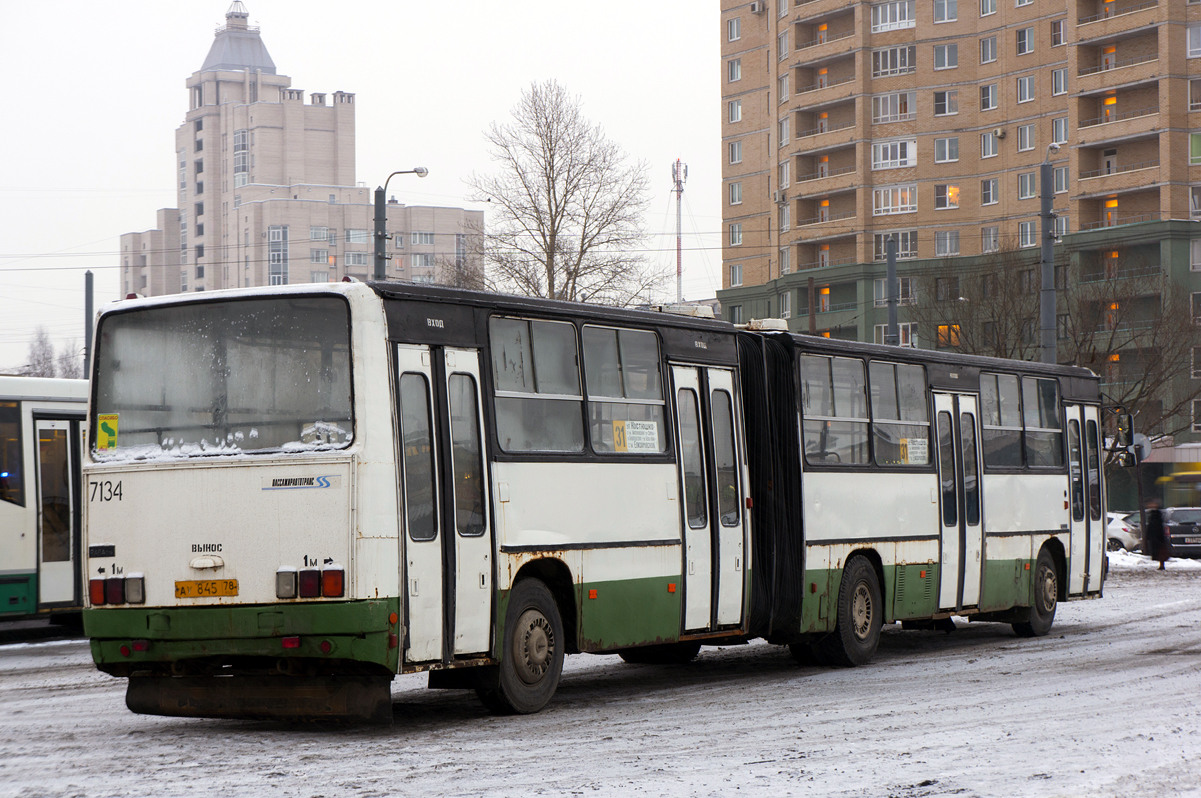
[{"x1": 3, "y1": 553, "x2": 1201, "y2": 798}]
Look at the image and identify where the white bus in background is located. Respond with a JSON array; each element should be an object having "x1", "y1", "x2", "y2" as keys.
[{"x1": 0, "y1": 376, "x2": 89, "y2": 622}]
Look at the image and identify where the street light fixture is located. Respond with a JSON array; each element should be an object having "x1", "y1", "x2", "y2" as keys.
[{"x1": 374, "y1": 168, "x2": 429, "y2": 280}]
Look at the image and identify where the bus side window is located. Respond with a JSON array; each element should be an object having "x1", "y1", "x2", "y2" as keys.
[
  {"x1": 938, "y1": 411, "x2": 956, "y2": 527},
  {"x1": 677, "y1": 388, "x2": 708, "y2": 529},
  {"x1": 449, "y1": 374, "x2": 485, "y2": 537},
  {"x1": 398, "y1": 373, "x2": 437, "y2": 542},
  {"x1": 1068, "y1": 420, "x2": 1084, "y2": 522},
  {"x1": 0, "y1": 401, "x2": 23, "y2": 506},
  {"x1": 490, "y1": 317, "x2": 584, "y2": 453}
]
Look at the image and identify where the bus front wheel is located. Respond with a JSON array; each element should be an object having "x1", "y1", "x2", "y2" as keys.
[
  {"x1": 816, "y1": 555, "x2": 882, "y2": 667},
  {"x1": 1013, "y1": 549, "x2": 1057, "y2": 638},
  {"x1": 477, "y1": 578, "x2": 565, "y2": 715}
]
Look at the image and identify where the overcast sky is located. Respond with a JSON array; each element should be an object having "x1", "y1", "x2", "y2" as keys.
[{"x1": 0, "y1": 0, "x2": 721, "y2": 373}]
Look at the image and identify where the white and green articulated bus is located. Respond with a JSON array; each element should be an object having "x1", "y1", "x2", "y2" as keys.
[
  {"x1": 81, "y1": 282, "x2": 1107, "y2": 722},
  {"x1": 1, "y1": 376, "x2": 89, "y2": 622}
]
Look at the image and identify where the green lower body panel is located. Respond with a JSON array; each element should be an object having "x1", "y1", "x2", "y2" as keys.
[
  {"x1": 0, "y1": 573, "x2": 35, "y2": 618},
  {"x1": 577, "y1": 575, "x2": 682, "y2": 651},
  {"x1": 978, "y1": 558, "x2": 1034, "y2": 612},
  {"x1": 83, "y1": 599, "x2": 401, "y2": 675}
]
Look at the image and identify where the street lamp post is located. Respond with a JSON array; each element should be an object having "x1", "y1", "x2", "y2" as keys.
[
  {"x1": 1039, "y1": 143, "x2": 1060, "y2": 364},
  {"x1": 373, "y1": 167, "x2": 429, "y2": 280}
]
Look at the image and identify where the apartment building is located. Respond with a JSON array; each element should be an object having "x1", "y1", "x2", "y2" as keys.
[
  {"x1": 719, "y1": 0, "x2": 1201, "y2": 437},
  {"x1": 121, "y1": 2, "x2": 482, "y2": 297}
]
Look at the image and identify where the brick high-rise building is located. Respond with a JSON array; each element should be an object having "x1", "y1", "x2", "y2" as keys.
[
  {"x1": 121, "y1": 2, "x2": 483, "y2": 296},
  {"x1": 719, "y1": 0, "x2": 1201, "y2": 447}
]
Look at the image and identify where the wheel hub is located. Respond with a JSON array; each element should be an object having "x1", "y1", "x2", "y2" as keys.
[
  {"x1": 851, "y1": 582, "x2": 873, "y2": 640},
  {"x1": 515, "y1": 609, "x2": 554, "y2": 685}
]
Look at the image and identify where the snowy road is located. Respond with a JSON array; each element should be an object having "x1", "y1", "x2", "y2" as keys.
[{"x1": 3, "y1": 554, "x2": 1201, "y2": 798}]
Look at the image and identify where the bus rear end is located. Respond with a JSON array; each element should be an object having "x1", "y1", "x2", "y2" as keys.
[{"x1": 82, "y1": 285, "x2": 400, "y2": 723}]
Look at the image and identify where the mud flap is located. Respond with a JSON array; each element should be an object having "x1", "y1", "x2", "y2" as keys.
[{"x1": 125, "y1": 674, "x2": 394, "y2": 725}]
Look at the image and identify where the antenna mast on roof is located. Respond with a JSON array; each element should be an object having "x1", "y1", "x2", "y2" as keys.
[{"x1": 671, "y1": 159, "x2": 688, "y2": 304}]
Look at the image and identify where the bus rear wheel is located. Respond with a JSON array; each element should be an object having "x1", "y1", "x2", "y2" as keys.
[
  {"x1": 477, "y1": 578, "x2": 564, "y2": 715},
  {"x1": 815, "y1": 555, "x2": 882, "y2": 667},
  {"x1": 1013, "y1": 548, "x2": 1057, "y2": 638}
]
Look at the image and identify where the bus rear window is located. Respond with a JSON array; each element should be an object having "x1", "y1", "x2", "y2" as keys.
[{"x1": 92, "y1": 296, "x2": 352, "y2": 458}]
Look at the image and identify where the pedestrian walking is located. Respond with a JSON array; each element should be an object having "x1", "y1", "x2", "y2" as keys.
[{"x1": 1144, "y1": 499, "x2": 1169, "y2": 571}]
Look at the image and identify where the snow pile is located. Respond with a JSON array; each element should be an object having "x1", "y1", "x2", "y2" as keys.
[{"x1": 1107, "y1": 547, "x2": 1201, "y2": 571}]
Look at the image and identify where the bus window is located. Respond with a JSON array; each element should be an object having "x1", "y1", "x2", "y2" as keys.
[
  {"x1": 449, "y1": 374, "x2": 485, "y2": 537},
  {"x1": 960, "y1": 413, "x2": 980, "y2": 526},
  {"x1": 490, "y1": 317, "x2": 584, "y2": 453},
  {"x1": 582, "y1": 326, "x2": 666, "y2": 454},
  {"x1": 801, "y1": 354, "x2": 869, "y2": 465},
  {"x1": 1068, "y1": 420, "x2": 1084, "y2": 522},
  {"x1": 0, "y1": 401, "x2": 22, "y2": 506},
  {"x1": 869, "y1": 361, "x2": 930, "y2": 466},
  {"x1": 980, "y1": 373, "x2": 1023, "y2": 467},
  {"x1": 677, "y1": 389, "x2": 708, "y2": 529},
  {"x1": 711, "y1": 390, "x2": 740, "y2": 526},
  {"x1": 938, "y1": 412, "x2": 956, "y2": 526},
  {"x1": 398, "y1": 373, "x2": 437, "y2": 542},
  {"x1": 1023, "y1": 377, "x2": 1064, "y2": 467},
  {"x1": 1086, "y1": 420, "x2": 1102, "y2": 521}
]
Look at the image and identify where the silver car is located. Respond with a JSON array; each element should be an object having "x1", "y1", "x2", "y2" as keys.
[{"x1": 1106, "y1": 511, "x2": 1141, "y2": 551}]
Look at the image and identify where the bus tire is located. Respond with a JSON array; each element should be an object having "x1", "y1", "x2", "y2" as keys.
[
  {"x1": 1013, "y1": 548, "x2": 1057, "y2": 638},
  {"x1": 816, "y1": 555, "x2": 882, "y2": 667},
  {"x1": 617, "y1": 642, "x2": 702, "y2": 665},
  {"x1": 476, "y1": 578, "x2": 564, "y2": 715}
]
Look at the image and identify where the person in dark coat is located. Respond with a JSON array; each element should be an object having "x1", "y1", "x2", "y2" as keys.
[{"x1": 1144, "y1": 499, "x2": 1168, "y2": 571}]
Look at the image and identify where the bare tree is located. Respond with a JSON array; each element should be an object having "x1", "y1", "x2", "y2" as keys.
[
  {"x1": 468, "y1": 80, "x2": 664, "y2": 307},
  {"x1": 57, "y1": 339, "x2": 84, "y2": 380},
  {"x1": 906, "y1": 247, "x2": 1201, "y2": 458},
  {"x1": 23, "y1": 326, "x2": 57, "y2": 377}
]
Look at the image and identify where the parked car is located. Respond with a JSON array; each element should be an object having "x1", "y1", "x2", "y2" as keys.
[
  {"x1": 1106, "y1": 512, "x2": 1141, "y2": 552},
  {"x1": 1162, "y1": 507, "x2": 1201, "y2": 558}
]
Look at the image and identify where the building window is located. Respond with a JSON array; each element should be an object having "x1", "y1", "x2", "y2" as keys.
[
  {"x1": 1016, "y1": 27, "x2": 1034, "y2": 55},
  {"x1": 1054, "y1": 166, "x2": 1069, "y2": 193},
  {"x1": 980, "y1": 36, "x2": 997, "y2": 64},
  {"x1": 730, "y1": 262, "x2": 743, "y2": 287},
  {"x1": 728, "y1": 100, "x2": 742, "y2": 123},
  {"x1": 411, "y1": 231, "x2": 435, "y2": 245},
  {"x1": 1052, "y1": 117, "x2": 1069, "y2": 144},
  {"x1": 1015, "y1": 0, "x2": 1032, "y2": 6},
  {"x1": 874, "y1": 274, "x2": 915, "y2": 302},
  {"x1": 1192, "y1": 186, "x2": 1201, "y2": 219},
  {"x1": 1192, "y1": 239, "x2": 1201, "y2": 271},
  {"x1": 780, "y1": 292, "x2": 792, "y2": 319},
  {"x1": 872, "y1": 46, "x2": 916, "y2": 78},
  {"x1": 982, "y1": 226, "x2": 1000, "y2": 253},
  {"x1": 871, "y1": 0, "x2": 916, "y2": 32},
  {"x1": 937, "y1": 324, "x2": 962, "y2": 348},
  {"x1": 777, "y1": 73, "x2": 789, "y2": 102},
  {"x1": 873, "y1": 185, "x2": 918, "y2": 215},
  {"x1": 874, "y1": 322, "x2": 917, "y2": 347},
  {"x1": 779, "y1": 203, "x2": 791, "y2": 232},
  {"x1": 729, "y1": 182, "x2": 742, "y2": 205},
  {"x1": 981, "y1": 83, "x2": 997, "y2": 110},
  {"x1": 1019, "y1": 172, "x2": 1037, "y2": 200},
  {"x1": 1017, "y1": 123, "x2": 1035, "y2": 152},
  {"x1": 873, "y1": 91, "x2": 915, "y2": 122},
  {"x1": 345, "y1": 229, "x2": 370, "y2": 244},
  {"x1": 935, "y1": 137, "x2": 959, "y2": 163},
  {"x1": 728, "y1": 16, "x2": 741, "y2": 41},
  {"x1": 728, "y1": 305, "x2": 743, "y2": 324},
  {"x1": 1055, "y1": 215, "x2": 1069, "y2": 237},
  {"x1": 310, "y1": 248, "x2": 328, "y2": 264},
  {"x1": 1017, "y1": 75, "x2": 1034, "y2": 103},
  {"x1": 1019, "y1": 221, "x2": 1036, "y2": 248},
  {"x1": 729, "y1": 141, "x2": 742, "y2": 164},
  {"x1": 779, "y1": 160, "x2": 790, "y2": 188},
  {"x1": 981, "y1": 178, "x2": 998, "y2": 205},
  {"x1": 934, "y1": 0, "x2": 957, "y2": 22},
  {"x1": 780, "y1": 246, "x2": 791, "y2": 275},
  {"x1": 728, "y1": 59, "x2": 741, "y2": 82},
  {"x1": 980, "y1": 0, "x2": 996, "y2": 15},
  {"x1": 1051, "y1": 19, "x2": 1065, "y2": 46},
  {"x1": 267, "y1": 225, "x2": 288, "y2": 285},
  {"x1": 935, "y1": 184, "x2": 960, "y2": 209},
  {"x1": 344, "y1": 252, "x2": 367, "y2": 267},
  {"x1": 981, "y1": 131, "x2": 999, "y2": 158},
  {"x1": 310, "y1": 226, "x2": 329, "y2": 242},
  {"x1": 935, "y1": 230, "x2": 960, "y2": 256},
  {"x1": 873, "y1": 231, "x2": 918, "y2": 261},
  {"x1": 934, "y1": 44, "x2": 958, "y2": 70},
  {"x1": 411, "y1": 253, "x2": 436, "y2": 269},
  {"x1": 1189, "y1": 24, "x2": 1201, "y2": 58},
  {"x1": 872, "y1": 139, "x2": 917, "y2": 170},
  {"x1": 1052, "y1": 68, "x2": 1068, "y2": 96},
  {"x1": 778, "y1": 30, "x2": 789, "y2": 60},
  {"x1": 933, "y1": 90, "x2": 959, "y2": 116},
  {"x1": 730, "y1": 223, "x2": 743, "y2": 246},
  {"x1": 1188, "y1": 134, "x2": 1201, "y2": 165},
  {"x1": 778, "y1": 117, "x2": 790, "y2": 147}
]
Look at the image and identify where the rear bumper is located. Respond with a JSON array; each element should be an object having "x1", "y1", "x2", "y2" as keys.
[{"x1": 83, "y1": 599, "x2": 400, "y2": 676}]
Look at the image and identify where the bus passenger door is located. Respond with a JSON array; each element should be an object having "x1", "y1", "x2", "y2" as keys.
[
  {"x1": 1066, "y1": 404, "x2": 1103, "y2": 593},
  {"x1": 673, "y1": 366, "x2": 713, "y2": 632},
  {"x1": 36, "y1": 418, "x2": 80, "y2": 608},
  {"x1": 707, "y1": 369, "x2": 747, "y2": 628},
  {"x1": 395, "y1": 345, "x2": 493, "y2": 664},
  {"x1": 934, "y1": 393, "x2": 984, "y2": 610}
]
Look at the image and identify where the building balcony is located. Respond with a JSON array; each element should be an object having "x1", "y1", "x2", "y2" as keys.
[
  {"x1": 794, "y1": 76, "x2": 857, "y2": 108},
  {"x1": 1075, "y1": 107, "x2": 1159, "y2": 146},
  {"x1": 1079, "y1": 212, "x2": 1161, "y2": 231},
  {"x1": 793, "y1": 0, "x2": 858, "y2": 21},
  {"x1": 1075, "y1": 54, "x2": 1159, "y2": 94},
  {"x1": 794, "y1": 122, "x2": 857, "y2": 152},
  {"x1": 793, "y1": 256, "x2": 856, "y2": 272},
  {"x1": 794, "y1": 164, "x2": 858, "y2": 195},
  {"x1": 792, "y1": 32, "x2": 858, "y2": 66},
  {"x1": 1076, "y1": 0, "x2": 1161, "y2": 41},
  {"x1": 1077, "y1": 160, "x2": 1161, "y2": 195},
  {"x1": 795, "y1": 212, "x2": 861, "y2": 242}
]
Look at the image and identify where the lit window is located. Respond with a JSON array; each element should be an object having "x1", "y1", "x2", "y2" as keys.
[{"x1": 935, "y1": 184, "x2": 960, "y2": 209}]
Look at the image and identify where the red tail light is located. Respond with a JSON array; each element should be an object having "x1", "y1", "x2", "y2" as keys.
[
  {"x1": 89, "y1": 579, "x2": 107, "y2": 606},
  {"x1": 105, "y1": 577, "x2": 125, "y2": 605},
  {"x1": 321, "y1": 567, "x2": 344, "y2": 597},
  {"x1": 298, "y1": 568, "x2": 321, "y2": 598}
]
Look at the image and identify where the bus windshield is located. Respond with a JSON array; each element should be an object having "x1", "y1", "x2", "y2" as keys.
[{"x1": 92, "y1": 296, "x2": 352, "y2": 460}]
